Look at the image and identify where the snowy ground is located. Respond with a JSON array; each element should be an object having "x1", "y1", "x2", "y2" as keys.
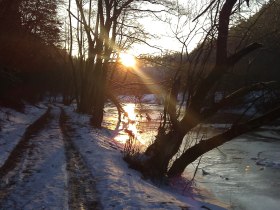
[
  {"x1": 0, "y1": 103, "x2": 48, "y2": 168},
  {"x1": 0, "y1": 102, "x2": 227, "y2": 209},
  {"x1": 63, "y1": 106, "x2": 227, "y2": 209}
]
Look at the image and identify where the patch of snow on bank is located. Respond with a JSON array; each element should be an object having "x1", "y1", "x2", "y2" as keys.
[{"x1": 141, "y1": 94, "x2": 163, "y2": 104}]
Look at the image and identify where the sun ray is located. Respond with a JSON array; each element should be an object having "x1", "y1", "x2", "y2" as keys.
[{"x1": 132, "y1": 65, "x2": 168, "y2": 98}]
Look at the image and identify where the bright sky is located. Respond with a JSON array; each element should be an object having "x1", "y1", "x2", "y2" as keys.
[
  {"x1": 129, "y1": 0, "x2": 202, "y2": 56},
  {"x1": 62, "y1": 0, "x2": 203, "y2": 56},
  {"x1": 129, "y1": 19, "x2": 190, "y2": 56},
  {"x1": 126, "y1": 0, "x2": 268, "y2": 56},
  {"x1": 128, "y1": 0, "x2": 266, "y2": 56},
  {"x1": 62, "y1": 0, "x2": 266, "y2": 57}
]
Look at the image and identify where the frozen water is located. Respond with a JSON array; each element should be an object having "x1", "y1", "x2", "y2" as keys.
[{"x1": 191, "y1": 135, "x2": 280, "y2": 210}]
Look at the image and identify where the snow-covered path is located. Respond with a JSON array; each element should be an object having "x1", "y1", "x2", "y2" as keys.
[
  {"x1": 0, "y1": 104, "x2": 227, "y2": 210},
  {"x1": 0, "y1": 106, "x2": 102, "y2": 210},
  {"x1": 60, "y1": 108, "x2": 101, "y2": 210},
  {"x1": 0, "y1": 107, "x2": 68, "y2": 209},
  {"x1": 0, "y1": 104, "x2": 48, "y2": 169}
]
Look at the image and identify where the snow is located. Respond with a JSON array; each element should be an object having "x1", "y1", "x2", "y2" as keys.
[
  {"x1": 63, "y1": 106, "x2": 227, "y2": 209},
  {"x1": 141, "y1": 94, "x2": 163, "y2": 104},
  {"x1": 0, "y1": 103, "x2": 227, "y2": 209},
  {"x1": 0, "y1": 103, "x2": 48, "y2": 168},
  {"x1": 0, "y1": 107, "x2": 67, "y2": 209},
  {"x1": 118, "y1": 94, "x2": 163, "y2": 104}
]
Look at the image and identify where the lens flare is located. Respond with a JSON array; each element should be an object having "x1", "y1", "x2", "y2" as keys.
[{"x1": 119, "y1": 53, "x2": 136, "y2": 68}]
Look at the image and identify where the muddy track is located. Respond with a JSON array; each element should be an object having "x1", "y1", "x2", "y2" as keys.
[
  {"x1": 0, "y1": 107, "x2": 51, "y2": 178},
  {"x1": 0, "y1": 107, "x2": 52, "y2": 204},
  {"x1": 59, "y1": 108, "x2": 102, "y2": 210}
]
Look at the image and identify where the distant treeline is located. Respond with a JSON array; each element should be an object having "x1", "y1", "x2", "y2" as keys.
[
  {"x1": 157, "y1": 0, "x2": 280, "y2": 93},
  {"x1": 205, "y1": 0, "x2": 279, "y2": 91},
  {"x1": 226, "y1": 0, "x2": 280, "y2": 87}
]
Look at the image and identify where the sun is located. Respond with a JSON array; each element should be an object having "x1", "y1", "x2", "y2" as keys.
[{"x1": 119, "y1": 53, "x2": 136, "y2": 68}]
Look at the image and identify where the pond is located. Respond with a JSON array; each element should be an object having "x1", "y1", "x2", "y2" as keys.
[{"x1": 103, "y1": 102, "x2": 280, "y2": 210}]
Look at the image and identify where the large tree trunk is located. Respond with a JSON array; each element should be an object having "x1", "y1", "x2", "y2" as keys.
[
  {"x1": 90, "y1": 60, "x2": 107, "y2": 127},
  {"x1": 143, "y1": 130, "x2": 185, "y2": 178},
  {"x1": 138, "y1": 0, "x2": 265, "y2": 179},
  {"x1": 73, "y1": 0, "x2": 119, "y2": 128}
]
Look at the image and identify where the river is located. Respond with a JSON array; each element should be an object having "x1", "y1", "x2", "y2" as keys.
[{"x1": 103, "y1": 102, "x2": 280, "y2": 210}]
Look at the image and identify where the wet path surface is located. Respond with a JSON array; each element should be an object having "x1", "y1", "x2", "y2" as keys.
[{"x1": 0, "y1": 106, "x2": 101, "y2": 210}]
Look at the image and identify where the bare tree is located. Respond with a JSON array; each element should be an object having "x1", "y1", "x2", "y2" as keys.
[
  {"x1": 125, "y1": 0, "x2": 280, "y2": 179},
  {"x1": 65, "y1": 0, "x2": 179, "y2": 127},
  {"x1": 66, "y1": 0, "x2": 136, "y2": 127}
]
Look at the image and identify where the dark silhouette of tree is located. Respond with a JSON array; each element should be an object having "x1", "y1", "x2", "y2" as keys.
[
  {"x1": 125, "y1": 0, "x2": 280, "y2": 179},
  {"x1": 0, "y1": 0, "x2": 66, "y2": 109},
  {"x1": 66, "y1": 0, "x2": 178, "y2": 127},
  {"x1": 20, "y1": 0, "x2": 63, "y2": 46}
]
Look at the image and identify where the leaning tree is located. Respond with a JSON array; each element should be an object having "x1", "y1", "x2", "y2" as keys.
[{"x1": 126, "y1": 0, "x2": 280, "y2": 179}]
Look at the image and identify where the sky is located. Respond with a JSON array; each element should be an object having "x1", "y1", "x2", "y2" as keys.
[
  {"x1": 62, "y1": 0, "x2": 267, "y2": 57},
  {"x1": 128, "y1": 0, "x2": 267, "y2": 56},
  {"x1": 127, "y1": 0, "x2": 203, "y2": 56},
  {"x1": 62, "y1": 0, "x2": 203, "y2": 56},
  {"x1": 129, "y1": 17, "x2": 199, "y2": 56}
]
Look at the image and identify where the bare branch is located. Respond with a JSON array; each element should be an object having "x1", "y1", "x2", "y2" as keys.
[
  {"x1": 193, "y1": 0, "x2": 217, "y2": 22},
  {"x1": 201, "y1": 81, "x2": 280, "y2": 120},
  {"x1": 228, "y1": 42, "x2": 263, "y2": 66},
  {"x1": 168, "y1": 105, "x2": 280, "y2": 176},
  {"x1": 116, "y1": 33, "x2": 163, "y2": 53}
]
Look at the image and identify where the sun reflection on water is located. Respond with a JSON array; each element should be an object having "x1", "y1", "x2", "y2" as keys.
[
  {"x1": 103, "y1": 102, "x2": 161, "y2": 147},
  {"x1": 114, "y1": 103, "x2": 146, "y2": 145}
]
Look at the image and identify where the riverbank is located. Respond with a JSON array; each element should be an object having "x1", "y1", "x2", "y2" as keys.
[
  {"x1": 0, "y1": 102, "x2": 227, "y2": 209},
  {"x1": 64, "y1": 104, "x2": 228, "y2": 209},
  {"x1": 2, "y1": 100, "x2": 279, "y2": 209}
]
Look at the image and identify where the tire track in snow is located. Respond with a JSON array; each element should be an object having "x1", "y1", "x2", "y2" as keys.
[
  {"x1": 0, "y1": 107, "x2": 51, "y2": 177},
  {"x1": 0, "y1": 107, "x2": 68, "y2": 209},
  {"x1": 60, "y1": 108, "x2": 101, "y2": 210},
  {"x1": 0, "y1": 106, "x2": 52, "y2": 203}
]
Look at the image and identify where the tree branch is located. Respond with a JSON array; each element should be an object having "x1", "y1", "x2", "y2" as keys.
[
  {"x1": 168, "y1": 105, "x2": 280, "y2": 177},
  {"x1": 193, "y1": 0, "x2": 217, "y2": 22},
  {"x1": 227, "y1": 42, "x2": 263, "y2": 66},
  {"x1": 116, "y1": 33, "x2": 163, "y2": 53},
  {"x1": 201, "y1": 81, "x2": 279, "y2": 120}
]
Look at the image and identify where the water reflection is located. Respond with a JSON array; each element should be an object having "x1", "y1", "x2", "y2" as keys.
[
  {"x1": 103, "y1": 103, "x2": 162, "y2": 146},
  {"x1": 103, "y1": 102, "x2": 280, "y2": 209},
  {"x1": 114, "y1": 103, "x2": 140, "y2": 144}
]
